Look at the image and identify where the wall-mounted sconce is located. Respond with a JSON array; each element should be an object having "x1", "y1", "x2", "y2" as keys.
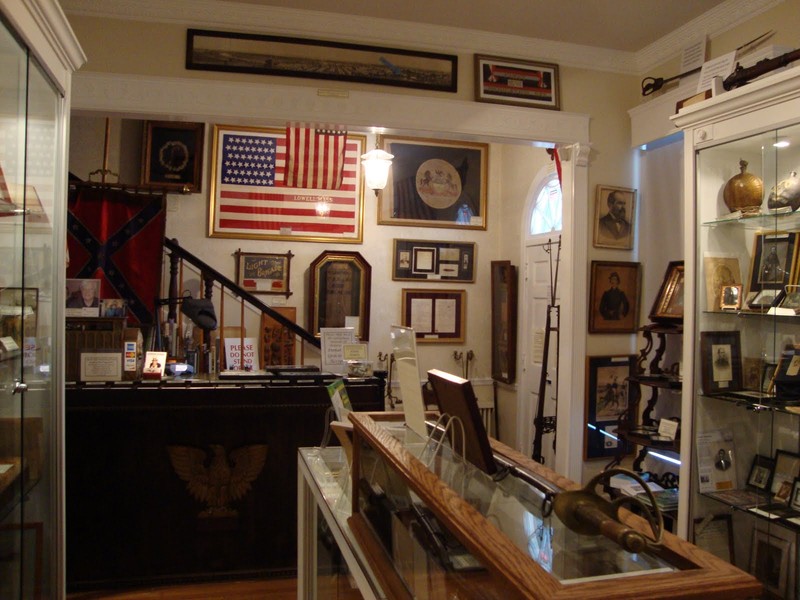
[{"x1": 361, "y1": 144, "x2": 394, "y2": 195}]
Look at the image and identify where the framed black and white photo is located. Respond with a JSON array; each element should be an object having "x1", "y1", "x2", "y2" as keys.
[
  {"x1": 747, "y1": 231, "x2": 798, "y2": 296},
  {"x1": 588, "y1": 261, "x2": 641, "y2": 334},
  {"x1": 593, "y1": 185, "x2": 637, "y2": 250},
  {"x1": 750, "y1": 527, "x2": 795, "y2": 598},
  {"x1": 699, "y1": 330, "x2": 742, "y2": 394},
  {"x1": 584, "y1": 354, "x2": 636, "y2": 460},
  {"x1": 747, "y1": 454, "x2": 776, "y2": 491}
]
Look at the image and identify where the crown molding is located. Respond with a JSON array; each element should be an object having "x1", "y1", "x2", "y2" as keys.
[
  {"x1": 635, "y1": 0, "x2": 783, "y2": 74},
  {"x1": 60, "y1": 0, "x2": 778, "y2": 76}
]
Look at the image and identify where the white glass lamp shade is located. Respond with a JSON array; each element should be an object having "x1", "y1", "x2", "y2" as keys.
[{"x1": 361, "y1": 148, "x2": 394, "y2": 192}]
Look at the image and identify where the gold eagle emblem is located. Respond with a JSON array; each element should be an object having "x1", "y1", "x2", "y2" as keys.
[{"x1": 167, "y1": 444, "x2": 268, "y2": 518}]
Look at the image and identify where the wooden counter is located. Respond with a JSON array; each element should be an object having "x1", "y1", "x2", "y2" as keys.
[{"x1": 65, "y1": 376, "x2": 384, "y2": 591}]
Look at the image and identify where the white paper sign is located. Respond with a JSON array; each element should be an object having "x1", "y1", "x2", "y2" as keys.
[
  {"x1": 697, "y1": 51, "x2": 736, "y2": 93},
  {"x1": 320, "y1": 327, "x2": 356, "y2": 374},
  {"x1": 224, "y1": 337, "x2": 259, "y2": 371}
]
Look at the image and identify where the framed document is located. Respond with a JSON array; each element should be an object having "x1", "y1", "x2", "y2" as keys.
[
  {"x1": 309, "y1": 251, "x2": 371, "y2": 341},
  {"x1": 401, "y1": 288, "x2": 466, "y2": 344}
]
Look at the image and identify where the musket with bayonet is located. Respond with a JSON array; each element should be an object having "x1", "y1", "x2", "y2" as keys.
[{"x1": 641, "y1": 30, "x2": 774, "y2": 96}]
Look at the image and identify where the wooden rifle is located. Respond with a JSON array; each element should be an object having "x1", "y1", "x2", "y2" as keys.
[
  {"x1": 724, "y1": 47, "x2": 800, "y2": 90},
  {"x1": 532, "y1": 237, "x2": 560, "y2": 463}
]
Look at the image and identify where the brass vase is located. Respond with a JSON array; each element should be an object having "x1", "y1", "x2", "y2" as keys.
[{"x1": 722, "y1": 159, "x2": 763, "y2": 215}]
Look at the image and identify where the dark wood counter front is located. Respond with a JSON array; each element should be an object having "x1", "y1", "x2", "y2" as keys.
[{"x1": 65, "y1": 376, "x2": 384, "y2": 591}]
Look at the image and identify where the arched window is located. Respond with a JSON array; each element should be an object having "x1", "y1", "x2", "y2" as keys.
[{"x1": 529, "y1": 173, "x2": 562, "y2": 235}]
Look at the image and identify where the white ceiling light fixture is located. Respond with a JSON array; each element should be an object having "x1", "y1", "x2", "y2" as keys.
[{"x1": 361, "y1": 137, "x2": 394, "y2": 195}]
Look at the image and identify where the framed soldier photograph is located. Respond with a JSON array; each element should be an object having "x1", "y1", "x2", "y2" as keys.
[{"x1": 588, "y1": 261, "x2": 641, "y2": 333}]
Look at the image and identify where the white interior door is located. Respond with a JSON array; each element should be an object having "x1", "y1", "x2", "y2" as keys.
[{"x1": 521, "y1": 237, "x2": 561, "y2": 468}]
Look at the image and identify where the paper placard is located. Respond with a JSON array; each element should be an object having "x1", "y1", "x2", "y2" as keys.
[
  {"x1": 342, "y1": 343, "x2": 368, "y2": 361},
  {"x1": 80, "y1": 352, "x2": 123, "y2": 382},
  {"x1": 697, "y1": 51, "x2": 736, "y2": 93},
  {"x1": 658, "y1": 418, "x2": 680, "y2": 441},
  {"x1": 224, "y1": 337, "x2": 259, "y2": 371},
  {"x1": 320, "y1": 327, "x2": 356, "y2": 374},
  {"x1": 143, "y1": 351, "x2": 167, "y2": 378}
]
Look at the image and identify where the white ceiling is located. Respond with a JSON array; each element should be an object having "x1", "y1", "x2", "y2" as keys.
[{"x1": 224, "y1": 0, "x2": 729, "y2": 52}]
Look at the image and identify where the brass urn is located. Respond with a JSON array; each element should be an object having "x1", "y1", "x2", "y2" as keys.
[{"x1": 722, "y1": 159, "x2": 763, "y2": 215}]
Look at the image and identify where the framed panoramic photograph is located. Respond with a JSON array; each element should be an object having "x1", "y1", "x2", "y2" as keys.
[
  {"x1": 699, "y1": 330, "x2": 742, "y2": 394},
  {"x1": 392, "y1": 239, "x2": 475, "y2": 282},
  {"x1": 141, "y1": 121, "x2": 205, "y2": 192},
  {"x1": 186, "y1": 28, "x2": 457, "y2": 92},
  {"x1": 747, "y1": 231, "x2": 798, "y2": 296},
  {"x1": 378, "y1": 136, "x2": 488, "y2": 230},
  {"x1": 473, "y1": 54, "x2": 560, "y2": 110},
  {"x1": 584, "y1": 354, "x2": 636, "y2": 460},
  {"x1": 208, "y1": 124, "x2": 366, "y2": 243},
  {"x1": 491, "y1": 261, "x2": 518, "y2": 384},
  {"x1": 593, "y1": 185, "x2": 637, "y2": 250},
  {"x1": 588, "y1": 261, "x2": 641, "y2": 334},
  {"x1": 308, "y1": 251, "x2": 371, "y2": 341},
  {"x1": 649, "y1": 260, "x2": 684, "y2": 324},
  {"x1": 401, "y1": 288, "x2": 466, "y2": 344},
  {"x1": 235, "y1": 249, "x2": 293, "y2": 297}
]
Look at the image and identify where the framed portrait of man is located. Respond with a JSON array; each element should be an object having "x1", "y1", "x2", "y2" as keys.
[{"x1": 593, "y1": 185, "x2": 637, "y2": 250}]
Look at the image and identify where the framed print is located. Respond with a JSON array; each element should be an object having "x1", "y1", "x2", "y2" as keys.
[
  {"x1": 772, "y1": 450, "x2": 800, "y2": 498},
  {"x1": 748, "y1": 287, "x2": 780, "y2": 310},
  {"x1": 141, "y1": 121, "x2": 204, "y2": 192},
  {"x1": 401, "y1": 288, "x2": 466, "y2": 344},
  {"x1": 791, "y1": 478, "x2": 800, "y2": 511},
  {"x1": 704, "y1": 256, "x2": 742, "y2": 311},
  {"x1": 772, "y1": 346, "x2": 800, "y2": 399},
  {"x1": 584, "y1": 354, "x2": 635, "y2": 460},
  {"x1": 474, "y1": 54, "x2": 560, "y2": 110},
  {"x1": 208, "y1": 124, "x2": 365, "y2": 243},
  {"x1": 649, "y1": 261, "x2": 684, "y2": 324},
  {"x1": 763, "y1": 362, "x2": 778, "y2": 393},
  {"x1": 742, "y1": 357, "x2": 763, "y2": 390},
  {"x1": 235, "y1": 249, "x2": 293, "y2": 297},
  {"x1": 99, "y1": 298, "x2": 126, "y2": 318},
  {"x1": 588, "y1": 261, "x2": 641, "y2": 334},
  {"x1": 699, "y1": 330, "x2": 742, "y2": 394},
  {"x1": 0, "y1": 286, "x2": 38, "y2": 340},
  {"x1": 720, "y1": 284, "x2": 742, "y2": 310},
  {"x1": 747, "y1": 231, "x2": 798, "y2": 295},
  {"x1": 750, "y1": 528, "x2": 795, "y2": 598},
  {"x1": 392, "y1": 239, "x2": 475, "y2": 282},
  {"x1": 593, "y1": 185, "x2": 637, "y2": 250},
  {"x1": 309, "y1": 251, "x2": 371, "y2": 341},
  {"x1": 491, "y1": 261, "x2": 518, "y2": 384},
  {"x1": 693, "y1": 514, "x2": 734, "y2": 564},
  {"x1": 186, "y1": 29, "x2": 457, "y2": 93},
  {"x1": 378, "y1": 136, "x2": 488, "y2": 230},
  {"x1": 747, "y1": 454, "x2": 776, "y2": 491},
  {"x1": 779, "y1": 284, "x2": 800, "y2": 313},
  {"x1": 65, "y1": 278, "x2": 100, "y2": 317}
]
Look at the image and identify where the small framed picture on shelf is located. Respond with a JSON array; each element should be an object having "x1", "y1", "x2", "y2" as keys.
[
  {"x1": 763, "y1": 362, "x2": 779, "y2": 394},
  {"x1": 704, "y1": 256, "x2": 742, "y2": 312},
  {"x1": 648, "y1": 261, "x2": 684, "y2": 324},
  {"x1": 747, "y1": 231, "x2": 798, "y2": 295},
  {"x1": 747, "y1": 454, "x2": 776, "y2": 492},
  {"x1": 791, "y1": 478, "x2": 800, "y2": 512},
  {"x1": 779, "y1": 285, "x2": 800, "y2": 313},
  {"x1": 720, "y1": 284, "x2": 742, "y2": 310},
  {"x1": 748, "y1": 287, "x2": 781, "y2": 311},
  {"x1": 772, "y1": 449, "x2": 800, "y2": 499},
  {"x1": 699, "y1": 330, "x2": 742, "y2": 394},
  {"x1": 749, "y1": 528, "x2": 795, "y2": 599},
  {"x1": 772, "y1": 346, "x2": 800, "y2": 399}
]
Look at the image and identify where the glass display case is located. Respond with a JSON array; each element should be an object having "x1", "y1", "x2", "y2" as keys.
[
  {"x1": 330, "y1": 413, "x2": 759, "y2": 599},
  {"x1": 674, "y1": 65, "x2": 800, "y2": 599},
  {"x1": 0, "y1": 2, "x2": 84, "y2": 597}
]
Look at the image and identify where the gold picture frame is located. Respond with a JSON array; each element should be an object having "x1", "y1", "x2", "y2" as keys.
[
  {"x1": 649, "y1": 261, "x2": 684, "y2": 324},
  {"x1": 378, "y1": 136, "x2": 488, "y2": 230},
  {"x1": 308, "y1": 251, "x2": 371, "y2": 341},
  {"x1": 593, "y1": 185, "x2": 637, "y2": 250},
  {"x1": 401, "y1": 288, "x2": 466, "y2": 344}
]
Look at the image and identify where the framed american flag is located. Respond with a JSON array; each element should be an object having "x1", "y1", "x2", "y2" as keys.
[{"x1": 208, "y1": 124, "x2": 365, "y2": 243}]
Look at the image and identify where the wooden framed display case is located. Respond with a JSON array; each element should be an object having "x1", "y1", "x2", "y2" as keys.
[
  {"x1": 674, "y1": 65, "x2": 800, "y2": 596},
  {"x1": 311, "y1": 412, "x2": 759, "y2": 599}
]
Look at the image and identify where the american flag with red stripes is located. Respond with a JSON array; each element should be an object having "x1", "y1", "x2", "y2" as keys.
[
  {"x1": 284, "y1": 123, "x2": 347, "y2": 189},
  {"x1": 212, "y1": 127, "x2": 362, "y2": 241}
]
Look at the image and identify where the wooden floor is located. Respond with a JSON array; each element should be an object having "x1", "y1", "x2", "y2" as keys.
[{"x1": 66, "y1": 578, "x2": 297, "y2": 600}]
